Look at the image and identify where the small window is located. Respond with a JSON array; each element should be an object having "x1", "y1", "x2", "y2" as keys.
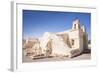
[
  {"x1": 72, "y1": 39, "x2": 74, "y2": 45},
  {"x1": 74, "y1": 24, "x2": 76, "y2": 29}
]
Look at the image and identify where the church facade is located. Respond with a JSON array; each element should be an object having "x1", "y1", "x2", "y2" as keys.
[{"x1": 56, "y1": 19, "x2": 88, "y2": 53}]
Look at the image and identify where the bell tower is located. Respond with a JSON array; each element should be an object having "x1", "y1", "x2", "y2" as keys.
[
  {"x1": 72, "y1": 19, "x2": 81, "y2": 30},
  {"x1": 69, "y1": 19, "x2": 83, "y2": 52}
]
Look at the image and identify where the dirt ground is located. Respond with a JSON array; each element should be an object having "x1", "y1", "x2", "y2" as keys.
[{"x1": 22, "y1": 52, "x2": 91, "y2": 63}]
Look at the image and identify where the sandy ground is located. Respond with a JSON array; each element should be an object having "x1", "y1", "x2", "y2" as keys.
[{"x1": 22, "y1": 52, "x2": 91, "y2": 63}]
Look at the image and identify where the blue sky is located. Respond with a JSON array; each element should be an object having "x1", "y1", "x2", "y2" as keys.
[{"x1": 23, "y1": 10, "x2": 91, "y2": 39}]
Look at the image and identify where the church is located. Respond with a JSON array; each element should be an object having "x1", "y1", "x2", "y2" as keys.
[{"x1": 23, "y1": 19, "x2": 89, "y2": 59}]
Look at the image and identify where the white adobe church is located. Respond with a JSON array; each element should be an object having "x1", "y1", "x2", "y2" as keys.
[{"x1": 23, "y1": 19, "x2": 89, "y2": 58}]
